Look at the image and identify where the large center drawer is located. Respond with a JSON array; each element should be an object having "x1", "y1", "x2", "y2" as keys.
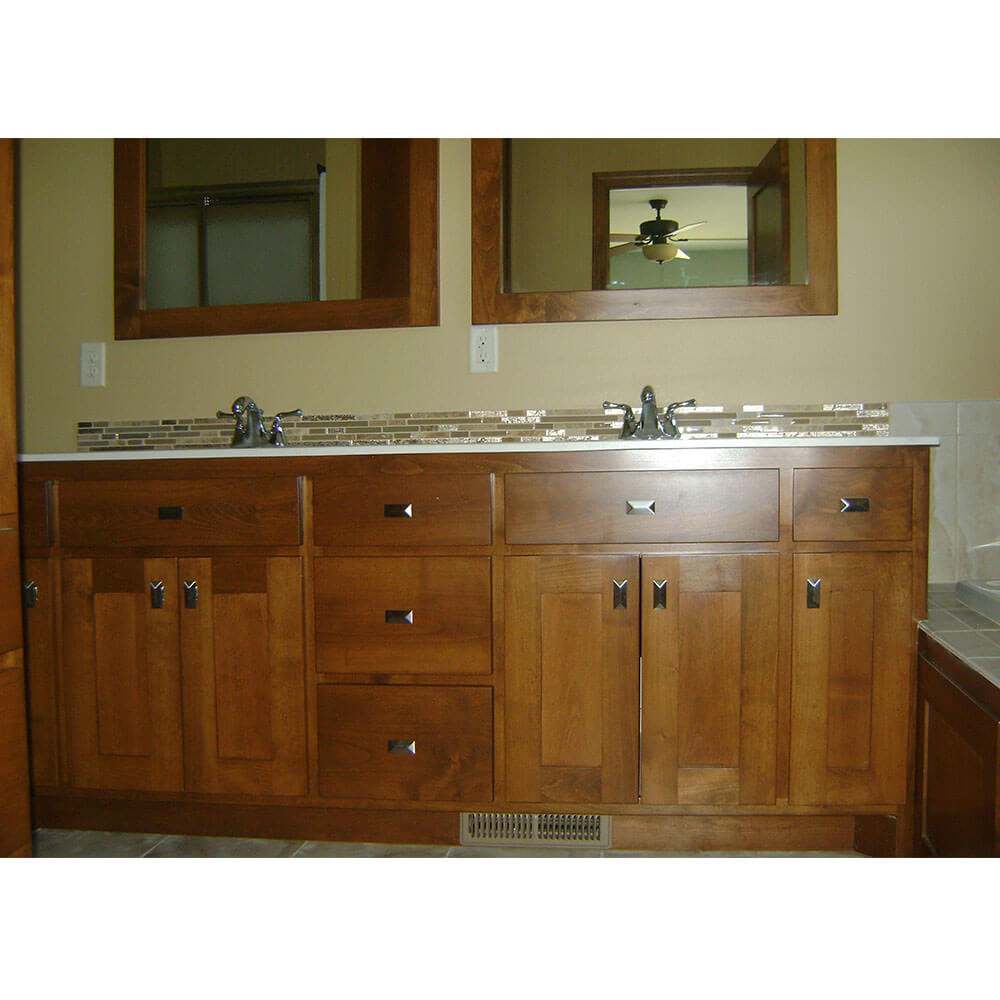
[
  {"x1": 314, "y1": 556, "x2": 492, "y2": 674},
  {"x1": 504, "y1": 470, "x2": 779, "y2": 544},
  {"x1": 317, "y1": 683, "x2": 493, "y2": 802},
  {"x1": 313, "y1": 473, "x2": 492, "y2": 546},
  {"x1": 58, "y1": 478, "x2": 302, "y2": 548}
]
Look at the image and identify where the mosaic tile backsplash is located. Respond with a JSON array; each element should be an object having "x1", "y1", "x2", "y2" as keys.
[{"x1": 76, "y1": 403, "x2": 890, "y2": 452}]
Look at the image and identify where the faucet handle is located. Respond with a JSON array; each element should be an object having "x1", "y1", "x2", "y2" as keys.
[
  {"x1": 603, "y1": 400, "x2": 638, "y2": 439},
  {"x1": 268, "y1": 409, "x2": 303, "y2": 447},
  {"x1": 663, "y1": 398, "x2": 696, "y2": 414}
]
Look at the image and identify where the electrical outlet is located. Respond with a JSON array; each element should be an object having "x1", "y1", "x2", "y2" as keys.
[
  {"x1": 80, "y1": 342, "x2": 106, "y2": 387},
  {"x1": 469, "y1": 325, "x2": 498, "y2": 373}
]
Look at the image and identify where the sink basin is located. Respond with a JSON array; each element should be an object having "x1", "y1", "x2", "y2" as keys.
[{"x1": 956, "y1": 580, "x2": 1000, "y2": 626}]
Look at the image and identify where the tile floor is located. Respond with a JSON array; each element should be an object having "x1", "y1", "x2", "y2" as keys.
[{"x1": 30, "y1": 828, "x2": 862, "y2": 858}]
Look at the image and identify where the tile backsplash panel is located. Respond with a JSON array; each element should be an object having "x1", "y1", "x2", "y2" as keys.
[
  {"x1": 77, "y1": 402, "x2": 889, "y2": 452},
  {"x1": 890, "y1": 401, "x2": 1000, "y2": 584}
]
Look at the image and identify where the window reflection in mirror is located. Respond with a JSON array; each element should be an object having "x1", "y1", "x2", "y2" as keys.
[
  {"x1": 145, "y1": 139, "x2": 362, "y2": 309},
  {"x1": 504, "y1": 138, "x2": 807, "y2": 294}
]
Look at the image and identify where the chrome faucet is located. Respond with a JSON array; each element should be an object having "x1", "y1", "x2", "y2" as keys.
[
  {"x1": 603, "y1": 386, "x2": 696, "y2": 440},
  {"x1": 216, "y1": 396, "x2": 303, "y2": 447}
]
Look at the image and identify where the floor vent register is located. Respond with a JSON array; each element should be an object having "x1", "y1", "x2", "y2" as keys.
[{"x1": 460, "y1": 812, "x2": 611, "y2": 848}]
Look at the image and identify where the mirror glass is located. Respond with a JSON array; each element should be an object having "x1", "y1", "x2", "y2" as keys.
[
  {"x1": 505, "y1": 138, "x2": 806, "y2": 294},
  {"x1": 145, "y1": 139, "x2": 362, "y2": 308}
]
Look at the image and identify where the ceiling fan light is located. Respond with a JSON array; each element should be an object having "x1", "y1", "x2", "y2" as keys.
[{"x1": 642, "y1": 242, "x2": 678, "y2": 263}]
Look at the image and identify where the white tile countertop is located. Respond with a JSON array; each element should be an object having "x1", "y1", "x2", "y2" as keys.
[
  {"x1": 921, "y1": 585, "x2": 1000, "y2": 689},
  {"x1": 19, "y1": 436, "x2": 940, "y2": 462}
]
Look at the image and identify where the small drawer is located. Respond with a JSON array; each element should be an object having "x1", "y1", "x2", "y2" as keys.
[
  {"x1": 505, "y1": 470, "x2": 779, "y2": 544},
  {"x1": 317, "y1": 684, "x2": 493, "y2": 801},
  {"x1": 793, "y1": 468, "x2": 912, "y2": 541},
  {"x1": 314, "y1": 556, "x2": 492, "y2": 674},
  {"x1": 313, "y1": 473, "x2": 492, "y2": 546},
  {"x1": 58, "y1": 478, "x2": 301, "y2": 548}
]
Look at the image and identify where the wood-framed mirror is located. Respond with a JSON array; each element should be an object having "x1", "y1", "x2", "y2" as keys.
[
  {"x1": 471, "y1": 138, "x2": 837, "y2": 324},
  {"x1": 115, "y1": 138, "x2": 439, "y2": 340}
]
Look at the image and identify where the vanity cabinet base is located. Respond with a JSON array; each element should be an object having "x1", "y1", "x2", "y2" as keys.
[{"x1": 32, "y1": 793, "x2": 903, "y2": 855}]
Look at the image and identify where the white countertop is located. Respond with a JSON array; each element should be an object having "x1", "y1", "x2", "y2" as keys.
[{"x1": 19, "y1": 437, "x2": 940, "y2": 462}]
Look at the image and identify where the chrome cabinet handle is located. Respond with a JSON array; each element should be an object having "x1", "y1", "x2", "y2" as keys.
[
  {"x1": 385, "y1": 609, "x2": 414, "y2": 624},
  {"x1": 150, "y1": 581, "x2": 165, "y2": 609},
  {"x1": 626, "y1": 499, "x2": 656, "y2": 515},
  {"x1": 384, "y1": 503, "x2": 413, "y2": 518},
  {"x1": 613, "y1": 579, "x2": 628, "y2": 609},
  {"x1": 388, "y1": 739, "x2": 416, "y2": 755},
  {"x1": 652, "y1": 580, "x2": 667, "y2": 610},
  {"x1": 183, "y1": 580, "x2": 199, "y2": 610},
  {"x1": 807, "y1": 578, "x2": 822, "y2": 609},
  {"x1": 840, "y1": 497, "x2": 871, "y2": 513},
  {"x1": 22, "y1": 581, "x2": 39, "y2": 609}
]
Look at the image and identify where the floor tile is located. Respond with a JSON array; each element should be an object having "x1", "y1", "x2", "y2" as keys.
[
  {"x1": 34, "y1": 829, "x2": 166, "y2": 858},
  {"x1": 446, "y1": 845, "x2": 604, "y2": 858},
  {"x1": 143, "y1": 834, "x2": 303, "y2": 858},
  {"x1": 294, "y1": 841, "x2": 450, "y2": 858}
]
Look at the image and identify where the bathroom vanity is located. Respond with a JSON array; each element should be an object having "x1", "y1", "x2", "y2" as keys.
[{"x1": 18, "y1": 438, "x2": 932, "y2": 854}]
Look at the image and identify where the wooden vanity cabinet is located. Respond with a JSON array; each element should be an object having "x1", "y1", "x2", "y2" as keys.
[
  {"x1": 916, "y1": 636, "x2": 1000, "y2": 856},
  {"x1": 19, "y1": 444, "x2": 929, "y2": 853}
]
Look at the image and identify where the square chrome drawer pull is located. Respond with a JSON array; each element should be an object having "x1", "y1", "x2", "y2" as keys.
[
  {"x1": 840, "y1": 497, "x2": 871, "y2": 513},
  {"x1": 385, "y1": 609, "x2": 414, "y2": 625},
  {"x1": 384, "y1": 503, "x2": 413, "y2": 518},
  {"x1": 150, "y1": 581, "x2": 165, "y2": 609},
  {"x1": 626, "y1": 499, "x2": 656, "y2": 515},
  {"x1": 613, "y1": 579, "x2": 628, "y2": 609},
  {"x1": 183, "y1": 580, "x2": 199, "y2": 610},
  {"x1": 388, "y1": 739, "x2": 416, "y2": 754},
  {"x1": 652, "y1": 580, "x2": 668, "y2": 610},
  {"x1": 807, "y1": 578, "x2": 822, "y2": 609}
]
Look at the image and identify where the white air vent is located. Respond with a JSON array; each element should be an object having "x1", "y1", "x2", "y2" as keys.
[{"x1": 460, "y1": 812, "x2": 611, "y2": 848}]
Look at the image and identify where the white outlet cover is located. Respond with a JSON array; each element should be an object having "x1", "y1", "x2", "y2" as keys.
[{"x1": 80, "y1": 342, "x2": 106, "y2": 387}]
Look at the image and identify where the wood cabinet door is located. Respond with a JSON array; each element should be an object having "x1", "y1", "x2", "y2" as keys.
[
  {"x1": 61, "y1": 558, "x2": 184, "y2": 792},
  {"x1": 21, "y1": 558, "x2": 60, "y2": 788},
  {"x1": 179, "y1": 556, "x2": 307, "y2": 796},
  {"x1": 641, "y1": 554, "x2": 780, "y2": 805},
  {"x1": 505, "y1": 555, "x2": 639, "y2": 804},
  {"x1": 790, "y1": 552, "x2": 912, "y2": 806},
  {"x1": 916, "y1": 656, "x2": 999, "y2": 857}
]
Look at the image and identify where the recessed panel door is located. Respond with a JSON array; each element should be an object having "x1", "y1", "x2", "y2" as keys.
[
  {"x1": 505, "y1": 555, "x2": 639, "y2": 805},
  {"x1": 61, "y1": 558, "x2": 183, "y2": 792}
]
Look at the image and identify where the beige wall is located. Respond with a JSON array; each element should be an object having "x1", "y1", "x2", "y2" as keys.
[{"x1": 15, "y1": 138, "x2": 1000, "y2": 454}]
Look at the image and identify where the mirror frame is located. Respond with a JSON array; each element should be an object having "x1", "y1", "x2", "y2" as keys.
[
  {"x1": 471, "y1": 138, "x2": 837, "y2": 323},
  {"x1": 114, "y1": 138, "x2": 439, "y2": 340}
]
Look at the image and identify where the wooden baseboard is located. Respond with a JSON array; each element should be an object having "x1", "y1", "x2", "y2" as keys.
[
  {"x1": 613, "y1": 814, "x2": 858, "y2": 853},
  {"x1": 34, "y1": 795, "x2": 903, "y2": 854},
  {"x1": 34, "y1": 795, "x2": 461, "y2": 847}
]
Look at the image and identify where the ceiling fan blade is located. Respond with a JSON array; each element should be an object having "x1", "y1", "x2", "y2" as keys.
[
  {"x1": 669, "y1": 221, "x2": 708, "y2": 238},
  {"x1": 609, "y1": 242, "x2": 638, "y2": 256},
  {"x1": 674, "y1": 247, "x2": 690, "y2": 260},
  {"x1": 609, "y1": 233, "x2": 642, "y2": 242}
]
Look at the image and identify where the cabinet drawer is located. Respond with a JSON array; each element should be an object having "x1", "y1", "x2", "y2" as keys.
[
  {"x1": 314, "y1": 556, "x2": 492, "y2": 674},
  {"x1": 505, "y1": 470, "x2": 779, "y2": 544},
  {"x1": 58, "y1": 478, "x2": 301, "y2": 548},
  {"x1": 313, "y1": 473, "x2": 492, "y2": 546},
  {"x1": 793, "y1": 468, "x2": 912, "y2": 541},
  {"x1": 317, "y1": 683, "x2": 493, "y2": 801}
]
